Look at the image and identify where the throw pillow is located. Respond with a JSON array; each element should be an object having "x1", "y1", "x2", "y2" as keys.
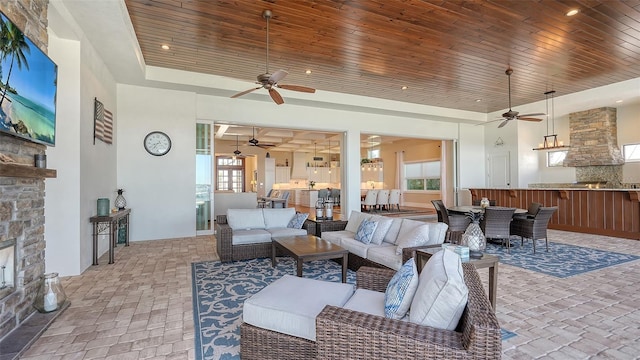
[
  {"x1": 354, "y1": 218, "x2": 379, "y2": 244},
  {"x1": 287, "y1": 212, "x2": 309, "y2": 229},
  {"x1": 395, "y1": 224, "x2": 431, "y2": 255},
  {"x1": 384, "y1": 258, "x2": 419, "y2": 319},
  {"x1": 394, "y1": 219, "x2": 425, "y2": 245},
  {"x1": 409, "y1": 250, "x2": 468, "y2": 330},
  {"x1": 345, "y1": 211, "x2": 370, "y2": 233},
  {"x1": 368, "y1": 215, "x2": 394, "y2": 245}
]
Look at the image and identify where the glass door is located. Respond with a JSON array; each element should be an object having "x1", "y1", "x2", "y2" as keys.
[{"x1": 196, "y1": 121, "x2": 214, "y2": 234}]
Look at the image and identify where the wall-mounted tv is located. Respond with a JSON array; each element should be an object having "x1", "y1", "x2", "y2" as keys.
[{"x1": 0, "y1": 11, "x2": 57, "y2": 146}]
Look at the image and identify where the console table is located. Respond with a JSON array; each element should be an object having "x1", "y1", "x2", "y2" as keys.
[
  {"x1": 304, "y1": 215, "x2": 348, "y2": 237},
  {"x1": 90, "y1": 209, "x2": 130, "y2": 265}
]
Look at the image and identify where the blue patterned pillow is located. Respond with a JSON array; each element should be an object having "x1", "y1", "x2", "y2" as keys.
[
  {"x1": 354, "y1": 218, "x2": 378, "y2": 244},
  {"x1": 287, "y1": 213, "x2": 309, "y2": 229},
  {"x1": 384, "y1": 258, "x2": 419, "y2": 319}
]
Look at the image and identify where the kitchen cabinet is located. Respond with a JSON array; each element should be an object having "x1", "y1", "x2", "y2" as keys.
[
  {"x1": 329, "y1": 167, "x2": 340, "y2": 184},
  {"x1": 275, "y1": 166, "x2": 291, "y2": 183},
  {"x1": 307, "y1": 167, "x2": 331, "y2": 183}
]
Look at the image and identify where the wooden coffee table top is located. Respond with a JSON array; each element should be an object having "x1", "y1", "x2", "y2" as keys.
[{"x1": 272, "y1": 234, "x2": 347, "y2": 257}]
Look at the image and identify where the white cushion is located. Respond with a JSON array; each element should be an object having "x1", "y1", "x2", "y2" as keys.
[
  {"x1": 409, "y1": 250, "x2": 468, "y2": 330},
  {"x1": 345, "y1": 211, "x2": 370, "y2": 233},
  {"x1": 395, "y1": 219, "x2": 425, "y2": 245},
  {"x1": 342, "y1": 289, "x2": 387, "y2": 318},
  {"x1": 384, "y1": 258, "x2": 419, "y2": 319},
  {"x1": 227, "y1": 209, "x2": 266, "y2": 230},
  {"x1": 263, "y1": 208, "x2": 296, "y2": 229},
  {"x1": 427, "y1": 222, "x2": 449, "y2": 244},
  {"x1": 339, "y1": 237, "x2": 377, "y2": 259},
  {"x1": 368, "y1": 215, "x2": 394, "y2": 245},
  {"x1": 354, "y1": 218, "x2": 378, "y2": 244},
  {"x1": 366, "y1": 245, "x2": 402, "y2": 270},
  {"x1": 395, "y1": 224, "x2": 438, "y2": 255},
  {"x1": 243, "y1": 275, "x2": 355, "y2": 341},
  {"x1": 383, "y1": 218, "x2": 403, "y2": 244},
  {"x1": 321, "y1": 230, "x2": 354, "y2": 246},
  {"x1": 267, "y1": 228, "x2": 308, "y2": 238},
  {"x1": 231, "y1": 230, "x2": 272, "y2": 245}
]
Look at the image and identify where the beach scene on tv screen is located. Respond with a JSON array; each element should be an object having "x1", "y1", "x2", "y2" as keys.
[{"x1": 0, "y1": 13, "x2": 57, "y2": 146}]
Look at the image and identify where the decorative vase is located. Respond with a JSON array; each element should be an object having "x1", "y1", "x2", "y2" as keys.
[
  {"x1": 115, "y1": 189, "x2": 127, "y2": 210},
  {"x1": 461, "y1": 212, "x2": 486, "y2": 259},
  {"x1": 33, "y1": 273, "x2": 67, "y2": 313},
  {"x1": 480, "y1": 197, "x2": 490, "y2": 208},
  {"x1": 97, "y1": 198, "x2": 110, "y2": 216}
]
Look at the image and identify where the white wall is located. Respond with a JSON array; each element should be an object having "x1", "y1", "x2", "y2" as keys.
[
  {"x1": 458, "y1": 123, "x2": 486, "y2": 188},
  {"x1": 46, "y1": 2, "x2": 118, "y2": 276},
  {"x1": 117, "y1": 85, "x2": 197, "y2": 241}
]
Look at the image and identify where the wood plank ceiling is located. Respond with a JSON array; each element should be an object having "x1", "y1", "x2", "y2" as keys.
[{"x1": 125, "y1": 0, "x2": 640, "y2": 113}]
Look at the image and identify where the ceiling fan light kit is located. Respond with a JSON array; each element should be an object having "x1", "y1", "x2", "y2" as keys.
[
  {"x1": 230, "y1": 10, "x2": 316, "y2": 105},
  {"x1": 533, "y1": 90, "x2": 570, "y2": 151}
]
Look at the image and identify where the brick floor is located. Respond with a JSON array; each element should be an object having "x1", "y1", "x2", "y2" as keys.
[{"x1": 16, "y1": 231, "x2": 640, "y2": 359}]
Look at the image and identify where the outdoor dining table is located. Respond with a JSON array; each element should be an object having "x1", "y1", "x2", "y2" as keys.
[{"x1": 448, "y1": 205, "x2": 528, "y2": 215}]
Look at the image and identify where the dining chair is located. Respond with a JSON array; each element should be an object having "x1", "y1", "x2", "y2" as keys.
[
  {"x1": 431, "y1": 200, "x2": 470, "y2": 243},
  {"x1": 361, "y1": 190, "x2": 378, "y2": 212},
  {"x1": 510, "y1": 206, "x2": 557, "y2": 253},
  {"x1": 376, "y1": 189, "x2": 390, "y2": 211},
  {"x1": 481, "y1": 207, "x2": 516, "y2": 252},
  {"x1": 514, "y1": 202, "x2": 542, "y2": 220},
  {"x1": 317, "y1": 189, "x2": 330, "y2": 201},
  {"x1": 388, "y1": 189, "x2": 401, "y2": 211},
  {"x1": 330, "y1": 188, "x2": 340, "y2": 205}
]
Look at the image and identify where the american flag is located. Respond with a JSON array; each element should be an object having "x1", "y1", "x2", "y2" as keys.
[{"x1": 94, "y1": 98, "x2": 113, "y2": 144}]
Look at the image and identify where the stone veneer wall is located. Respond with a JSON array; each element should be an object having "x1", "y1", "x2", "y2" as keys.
[{"x1": 0, "y1": 0, "x2": 50, "y2": 340}]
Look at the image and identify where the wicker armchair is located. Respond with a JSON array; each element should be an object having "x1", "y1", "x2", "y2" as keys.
[
  {"x1": 431, "y1": 200, "x2": 471, "y2": 244},
  {"x1": 241, "y1": 263, "x2": 501, "y2": 360},
  {"x1": 481, "y1": 207, "x2": 516, "y2": 252},
  {"x1": 510, "y1": 206, "x2": 557, "y2": 253},
  {"x1": 315, "y1": 264, "x2": 502, "y2": 359}
]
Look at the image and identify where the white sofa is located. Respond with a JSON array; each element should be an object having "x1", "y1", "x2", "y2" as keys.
[
  {"x1": 215, "y1": 208, "x2": 309, "y2": 262},
  {"x1": 321, "y1": 211, "x2": 448, "y2": 270}
]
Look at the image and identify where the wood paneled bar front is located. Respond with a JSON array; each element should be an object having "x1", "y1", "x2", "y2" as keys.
[{"x1": 469, "y1": 188, "x2": 640, "y2": 240}]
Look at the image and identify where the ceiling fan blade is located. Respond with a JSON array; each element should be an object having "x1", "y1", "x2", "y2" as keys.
[
  {"x1": 517, "y1": 117, "x2": 543, "y2": 122},
  {"x1": 231, "y1": 87, "x2": 261, "y2": 98},
  {"x1": 519, "y1": 113, "x2": 545, "y2": 117},
  {"x1": 269, "y1": 88, "x2": 284, "y2": 105},
  {"x1": 498, "y1": 119, "x2": 510, "y2": 128},
  {"x1": 277, "y1": 84, "x2": 316, "y2": 93},
  {"x1": 475, "y1": 118, "x2": 503, "y2": 126},
  {"x1": 269, "y1": 70, "x2": 288, "y2": 84}
]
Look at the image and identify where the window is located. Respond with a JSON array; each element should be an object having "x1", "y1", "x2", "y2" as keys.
[
  {"x1": 547, "y1": 150, "x2": 567, "y2": 167},
  {"x1": 623, "y1": 143, "x2": 640, "y2": 162},
  {"x1": 367, "y1": 148, "x2": 380, "y2": 159},
  {"x1": 216, "y1": 156, "x2": 245, "y2": 192},
  {"x1": 404, "y1": 160, "x2": 440, "y2": 191}
]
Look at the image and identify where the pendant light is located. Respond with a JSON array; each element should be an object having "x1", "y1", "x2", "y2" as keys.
[
  {"x1": 233, "y1": 135, "x2": 241, "y2": 159},
  {"x1": 313, "y1": 142, "x2": 318, "y2": 174},
  {"x1": 533, "y1": 90, "x2": 569, "y2": 151},
  {"x1": 328, "y1": 140, "x2": 332, "y2": 174}
]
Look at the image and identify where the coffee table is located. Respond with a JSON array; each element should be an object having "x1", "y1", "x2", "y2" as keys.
[
  {"x1": 271, "y1": 234, "x2": 349, "y2": 283},
  {"x1": 415, "y1": 247, "x2": 499, "y2": 312}
]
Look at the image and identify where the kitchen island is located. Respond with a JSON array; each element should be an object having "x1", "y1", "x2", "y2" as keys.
[{"x1": 469, "y1": 188, "x2": 640, "y2": 240}]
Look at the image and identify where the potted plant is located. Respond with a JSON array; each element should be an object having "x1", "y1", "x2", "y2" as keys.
[{"x1": 309, "y1": 181, "x2": 316, "y2": 189}]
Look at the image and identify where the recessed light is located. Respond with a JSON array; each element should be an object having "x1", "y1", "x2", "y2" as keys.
[
  {"x1": 161, "y1": 44, "x2": 170, "y2": 50},
  {"x1": 616, "y1": 99, "x2": 623, "y2": 103},
  {"x1": 305, "y1": 69, "x2": 312, "y2": 75},
  {"x1": 475, "y1": 99, "x2": 482, "y2": 102},
  {"x1": 401, "y1": 86, "x2": 408, "y2": 90},
  {"x1": 566, "y1": 9, "x2": 579, "y2": 16}
]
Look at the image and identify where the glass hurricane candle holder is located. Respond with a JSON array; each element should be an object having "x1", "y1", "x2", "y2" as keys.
[{"x1": 33, "y1": 273, "x2": 67, "y2": 313}]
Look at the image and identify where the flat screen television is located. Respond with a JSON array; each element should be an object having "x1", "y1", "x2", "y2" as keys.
[{"x1": 0, "y1": 11, "x2": 57, "y2": 146}]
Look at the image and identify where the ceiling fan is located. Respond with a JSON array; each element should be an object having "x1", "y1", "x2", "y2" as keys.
[
  {"x1": 248, "y1": 127, "x2": 276, "y2": 149},
  {"x1": 488, "y1": 68, "x2": 545, "y2": 128},
  {"x1": 230, "y1": 10, "x2": 316, "y2": 105}
]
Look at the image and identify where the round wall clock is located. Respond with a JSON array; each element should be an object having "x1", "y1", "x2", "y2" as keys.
[{"x1": 144, "y1": 131, "x2": 172, "y2": 156}]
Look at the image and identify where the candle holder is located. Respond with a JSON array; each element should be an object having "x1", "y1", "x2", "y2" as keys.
[{"x1": 33, "y1": 273, "x2": 67, "y2": 313}]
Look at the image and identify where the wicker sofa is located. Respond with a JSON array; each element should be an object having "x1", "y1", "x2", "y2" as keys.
[
  {"x1": 321, "y1": 211, "x2": 448, "y2": 271},
  {"x1": 241, "y1": 263, "x2": 502, "y2": 359},
  {"x1": 215, "y1": 208, "x2": 309, "y2": 262}
]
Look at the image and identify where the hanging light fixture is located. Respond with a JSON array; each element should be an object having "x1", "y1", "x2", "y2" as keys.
[
  {"x1": 328, "y1": 140, "x2": 332, "y2": 174},
  {"x1": 233, "y1": 135, "x2": 242, "y2": 159},
  {"x1": 313, "y1": 142, "x2": 318, "y2": 174},
  {"x1": 533, "y1": 90, "x2": 569, "y2": 151}
]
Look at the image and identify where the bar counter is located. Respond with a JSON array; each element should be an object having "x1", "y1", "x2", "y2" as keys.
[{"x1": 469, "y1": 188, "x2": 640, "y2": 240}]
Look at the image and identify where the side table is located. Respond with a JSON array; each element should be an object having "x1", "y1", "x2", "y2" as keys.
[
  {"x1": 415, "y1": 247, "x2": 499, "y2": 312},
  {"x1": 304, "y1": 217, "x2": 348, "y2": 237},
  {"x1": 90, "y1": 209, "x2": 131, "y2": 265}
]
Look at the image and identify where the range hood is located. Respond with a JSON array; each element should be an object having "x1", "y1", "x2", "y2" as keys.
[
  {"x1": 291, "y1": 151, "x2": 308, "y2": 179},
  {"x1": 564, "y1": 107, "x2": 624, "y2": 167}
]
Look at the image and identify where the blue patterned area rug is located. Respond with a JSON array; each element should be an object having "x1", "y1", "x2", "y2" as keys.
[
  {"x1": 484, "y1": 239, "x2": 640, "y2": 278},
  {"x1": 192, "y1": 257, "x2": 516, "y2": 360}
]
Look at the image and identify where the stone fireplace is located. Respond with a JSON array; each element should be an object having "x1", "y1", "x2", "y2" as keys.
[
  {"x1": 0, "y1": 0, "x2": 51, "y2": 341},
  {"x1": 564, "y1": 107, "x2": 625, "y2": 188}
]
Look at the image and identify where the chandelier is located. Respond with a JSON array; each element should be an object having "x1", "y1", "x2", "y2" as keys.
[{"x1": 533, "y1": 90, "x2": 569, "y2": 151}]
